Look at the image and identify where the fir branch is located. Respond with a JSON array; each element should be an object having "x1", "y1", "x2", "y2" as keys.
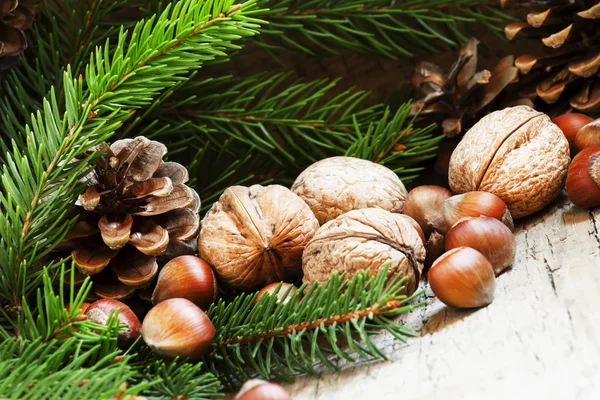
[
  {"x1": 0, "y1": 0, "x2": 138, "y2": 152},
  {"x1": 346, "y1": 104, "x2": 443, "y2": 181},
  {"x1": 0, "y1": 337, "x2": 147, "y2": 400},
  {"x1": 0, "y1": 0, "x2": 263, "y2": 307},
  {"x1": 16, "y1": 266, "x2": 121, "y2": 352},
  {"x1": 205, "y1": 266, "x2": 424, "y2": 389},
  {"x1": 0, "y1": 266, "x2": 152, "y2": 399},
  {"x1": 134, "y1": 358, "x2": 223, "y2": 400},
  {"x1": 130, "y1": 75, "x2": 440, "y2": 211},
  {"x1": 255, "y1": 0, "x2": 511, "y2": 58},
  {"x1": 134, "y1": 73, "x2": 381, "y2": 167}
]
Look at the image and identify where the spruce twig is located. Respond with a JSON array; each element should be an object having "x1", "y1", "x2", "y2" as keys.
[
  {"x1": 0, "y1": 0, "x2": 263, "y2": 307},
  {"x1": 255, "y1": 0, "x2": 511, "y2": 58},
  {"x1": 205, "y1": 266, "x2": 425, "y2": 389}
]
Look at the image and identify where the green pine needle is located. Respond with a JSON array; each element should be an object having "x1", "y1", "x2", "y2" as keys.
[{"x1": 205, "y1": 266, "x2": 425, "y2": 389}]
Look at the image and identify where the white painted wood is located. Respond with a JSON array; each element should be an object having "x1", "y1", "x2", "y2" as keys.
[{"x1": 284, "y1": 195, "x2": 600, "y2": 400}]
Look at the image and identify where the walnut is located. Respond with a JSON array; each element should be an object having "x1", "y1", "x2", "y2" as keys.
[
  {"x1": 302, "y1": 208, "x2": 426, "y2": 295},
  {"x1": 291, "y1": 156, "x2": 408, "y2": 225},
  {"x1": 199, "y1": 185, "x2": 319, "y2": 291},
  {"x1": 448, "y1": 106, "x2": 570, "y2": 218}
]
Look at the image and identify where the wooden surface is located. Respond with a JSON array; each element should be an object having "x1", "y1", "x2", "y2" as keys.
[{"x1": 284, "y1": 195, "x2": 600, "y2": 400}]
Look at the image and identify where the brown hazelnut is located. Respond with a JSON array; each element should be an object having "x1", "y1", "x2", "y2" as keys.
[
  {"x1": 152, "y1": 255, "x2": 218, "y2": 310},
  {"x1": 302, "y1": 208, "x2": 425, "y2": 295},
  {"x1": 566, "y1": 146, "x2": 600, "y2": 208},
  {"x1": 235, "y1": 379, "x2": 291, "y2": 400},
  {"x1": 552, "y1": 113, "x2": 593, "y2": 152},
  {"x1": 449, "y1": 106, "x2": 570, "y2": 218},
  {"x1": 254, "y1": 282, "x2": 301, "y2": 306},
  {"x1": 142, "y1": 298, "x2": 214, "y2": 360},
  {"x1": 428, "y1": 247, "x2": 496, "y2": 309},
  {"x1": 575, "y1": 119, "x2": 600, "y2": 152},
  {"x1": 444, "y1": 191, "x2": 514, "y2": 232},
  {"x1": 402, "y1": 185, "x2": 452, "y2": 236},
  {"x1": 199, "y1": 185, "x2": 319, "y2": 291},
  {"x1": 291, "y1": 156, "x2": 407, "y2": 224},
  {"x1": 445, "y1": 216, "x2": 516, "y2": 275},
  {"x1": 85, "y1": 299, "x2": 142, "y2": 347}
]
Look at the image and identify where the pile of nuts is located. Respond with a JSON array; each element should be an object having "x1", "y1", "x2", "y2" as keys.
[
  {"x1": 551, "y1": 113, "x2": 600, "y2": 208},
  {"x1": 402, "y1": 188, "x2": 516, "y2": 308},
  {"x1": 72, "y1": 105, "x2": 600, "y2": 399}
]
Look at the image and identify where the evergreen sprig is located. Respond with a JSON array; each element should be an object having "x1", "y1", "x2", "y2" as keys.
[
  {"x1": 0, "y1": 266, "x2": 150, "y2": 400},
  {"x1": 0, "y1": 0, "x2": 263, "y2": 308},
  {"x1": 134, "y1": 358, "x2": 223, "y2": 400},
  {"x1": 0, "y1": 0, "x2": 138, "y2": 152},
  {"x1": 205, "y1": 266, "x2": 424, "y2": 389},
  {"x1": 346, "y1": 103, "x2": 442, "y2": 181},
  {"x1": 125, "y1": 73, "x2": 441, "y2": 211},
  {"x1": 0, "y1": 337, "x2": 147, "y2": 400},
  {"x1": 255, "y1": 0, "x2": 511, "y2": 58}
]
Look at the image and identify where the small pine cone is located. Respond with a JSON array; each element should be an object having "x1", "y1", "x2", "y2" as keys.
[
  {"x1": 409, "y1": 38, "x2": 519, "y2": 137},
  {"x1": 0, "y1": 0, "x2": 34, "y2": 69},
  {"x1": 65, "y1": 137, "x2": 200, "y2": 303},
  {"x1": 504, "y1": 0, "x2": 600, "y2": 113}
]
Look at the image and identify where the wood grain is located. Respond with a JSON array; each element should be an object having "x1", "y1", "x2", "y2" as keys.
[{"x1": 285, "y1": 195, "x2": 600, "y2": 400}]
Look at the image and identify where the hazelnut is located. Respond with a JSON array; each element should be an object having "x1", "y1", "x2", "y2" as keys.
[
  {"x1": 199, "y1": 185, "x2": 319, "y2": 291},
  {"x1": 291, "y1": 156, "x2": 407, "y2": 224},
  {"x1": 445, "y1": 216, "x2": 516, "y2": 275},
  {"x1": 402, "y1": 185, "x2": 451, "y2": 236},
  {"x1": 428, "y1": 247, "x2": 496, "y2": 309},
  {"x1": 142, "y1": 298, "x2": 214, "y2": 360},
  {"x1": 235, "y1": 379, "x2": 291, "y2": 400},
  {"x1": 85, "y1": 299, "x2": 142, "y2": 347},
  {"x1": 254, "y1": 282, "x2": 301, "y2": 306},
  {"x1": 444, "y1": 191, "x2": 514, "y2": 231},
  {"x1": 566, "y1": 146, "x2": 600, "y2": 208},
  {"x1": 449, "y1": 106, "x2": 570, "y2": 218},
  {"x1": 575, "y1": 119, "x2": 600, "y2": 152},
  {"x1": 152, "y1": 255, "x2": 218, "y2": 310},
  {"x1": 302, "y1": 208, "x2": 425, "y2": 295},
  {"x1": 552, "y1": 113, "x2": 593, "y2": 152}
]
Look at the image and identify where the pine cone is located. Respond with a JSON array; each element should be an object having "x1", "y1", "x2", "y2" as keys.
[
  {"x1": 409, "y1": 38, "x2": 519, "y2": 137},
  {"x1": 0, "y1": 0, "x2": 33, "y2": 69},
  {"x1": 66, "y1": 137, "x2": 200, "y2": 303},
  {"x1": 504, "y1": 0, "x2": 600, "y2": 113}
]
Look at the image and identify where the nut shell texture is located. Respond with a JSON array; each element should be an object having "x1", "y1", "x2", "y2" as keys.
[
  {"x1": 302, "y1": 208, "x2": 425, "y2": 295},
  {"x1": 449, "y1": 106, "x2": 570, "y2": 218},
  {"x1": 199, "y1": 185, "x2": 319, "y2": 291},
  {"x1": 291, "y1": 156, "x2": 408, "y2": 224}
]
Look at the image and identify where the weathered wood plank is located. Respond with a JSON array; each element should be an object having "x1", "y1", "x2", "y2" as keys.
[{"x1": 285, "y1": 195, "x2": 600, "y2": 399}]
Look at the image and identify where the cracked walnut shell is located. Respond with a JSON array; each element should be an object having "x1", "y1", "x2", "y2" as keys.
[
  {"x1": 302, "y1": 208, "x2": 426, "y2": 295},
  {"x1": 291, "y1": 156, "x2": 408, "y2": 225},
  {"x1": 199, "y1": 185, "x2": 319, "y2": 291},
  {"x1": 449, "y1": 106, "x2": 570, "y2": 218}
]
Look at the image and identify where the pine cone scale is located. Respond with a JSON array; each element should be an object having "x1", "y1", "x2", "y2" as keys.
[
  {"x1": 505, "y1": 0, "x2": 600, "y2": 113},
  {"x1": 98, "y1": 213, "x2": 133, "y2": 250},
  {"x1": 125, "y1": 177, "x2": 174, "y2": 198},
  {"x1": 110, "y1": 248, "x2": 158, "y2": 287},
  {"x1": 0, "y1": 0, "x2": 32, "y2": 68},
  {"x1": 129, "y1": 220, "x2": 169, "y2": 256},
  {"x1": 1, "y1": 4, "x2": 33, "y2": 30},
  {"x1": 72, "y1": 238, "x2": 119, "y2": 275}
]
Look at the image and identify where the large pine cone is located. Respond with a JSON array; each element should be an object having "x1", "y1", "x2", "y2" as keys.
[
  {"x1": 64, "y1": 137, "x2": 200, "y2": 303},
  {"x1": 504, "y1": 0, "x2": 600, "y2": 113},
  {"x1": 409, "y1": 38, "x2": 519, "y2": 137},
  {"x1": 0, "y1": 0, "x2": 33, "y2": 69}
]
